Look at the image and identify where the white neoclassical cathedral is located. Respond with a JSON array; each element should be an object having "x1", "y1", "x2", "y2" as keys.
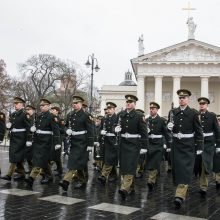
[{"x1": 99, "y1": 18, "x2": 220, "y2": 116}]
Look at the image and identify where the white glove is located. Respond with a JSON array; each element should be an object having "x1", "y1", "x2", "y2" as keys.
[
  {"x1": 216, "y1": 148, "x2": 220, "y2": 153},
  {"x1": 6, "y1": 122, "x2": 12, "y2": 129},
  {"x1": 196, "y1": 150, "x2": 203, "y2": 155},
  {"x1": 87, "y1": 146, "x2": 93, "y2": 151},
  {"x1": 55, "y1": 145, "x2": 62, "y2": 150},
  {"x1": 94, "y1": 142, "x2": 100, "y2": 147},
  {"x1": 66, "y1": 128, "x2": 72, "y2": 136},
  {"x1": 163, "y1": 144, "x2": 167, "y2": 149},
  {"x1": 166, "y1": 148, "x2": 171, "y2": 152},
  {"x1": 140, "y1": 149, "x2": 147, "y2": 154},
  {"x1": 115, "y1": 126, "x2": 121, "y2": 133},
  {"x1": 100, "y1": 130, "x2": 107, "y2": 135},
  {"x1": 26, "y1": 141, "x2": 32, "y2": 147},
  {"x1": 167, "y1": 122, "x2": 174, "y2": 130}
]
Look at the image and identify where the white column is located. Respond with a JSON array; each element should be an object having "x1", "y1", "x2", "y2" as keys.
[
  {"x1": 136, "y1": 75, "x2": 145, "y2": 111},
  {"x1": 200, "y1": 76, "x2": 209, "y2": 98},
  {"x1": 172, "y1": 76, "x2": 182, "y2": 108},
  {"x1": 100, "y1": 97, "x2": 106, "y2": 115},
  {"x1": 154, "y1": 76, "x2": 163, "y2": 115}
]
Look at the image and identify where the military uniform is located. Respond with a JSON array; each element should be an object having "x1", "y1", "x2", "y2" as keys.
[
  {"x1": 98, "y1": 102, "x2": 118, "y2": 185},
  {"x1": 50, "y1": 106, "x2": 65, "y2": 176},
  {"x1": 213, "y1": 114, "x2": 220, "y2": 189},
  {"x1": 59, "y1": 96, "x2": 94, "y2": 191},
  {"x1": 93, "y1": 115, "x2": 103, "y2": 171},
  {"x1": 195, "y1": 97, "x2": 220, "y2": 194},
  {"x1": 146, "y1": 102, "x2": 171, "y2": 190},
  {"x1": 25, "y1": 105, "x2": 36, "y2": 173},
  {"x1": 25, "y1": 99, "x2": 61, "y2": 188},
  {"x1": 0, "y1": 112, "x2": 6, "y2": 176},
  {"x1": 168, "y1": 89, "x2": 204, "y2": 208},
  {"x1": 1, "y1": 97, "x2": 30, "y2": 181},
  {"x1": 118, "y1": 95, "x2": 148, "y2": 199}
]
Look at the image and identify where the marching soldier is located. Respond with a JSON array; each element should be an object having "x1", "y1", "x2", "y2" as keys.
[
  {"x1": 213, "y1": 114, "x2": 220, "y2": 189},
  {"x1": 116, "y1": 95, "x2": 148, "y2": 199},
  {"x1": 195, "y1": 97, "x2": 220, "y2": 196},
  {"x1": 50, "y1": 106, "x2": 65, "y2": 177},
  {"x1": 59, "y1": 96, "x2": 94, "y2": 191},
  {"x1": 167, "y1": 89, "x2": 204, "y2": 208},
  {"x1": 25, "y1": 98, "x2": 61, "y2": 188},
  {"x1": 146, "y1": 102, "x2": 171, "y2": 191},
  {"x1": 93, "y1": 115, "x2": 103, "y2": 172},
  {"x1": 97, "y1": 102, "x2": 118, "y2": 185},
  {"x1": 1, "y1": 97, "x2": 30, "y2": 181},
  {"x1": 25, "y1": 104, "x2": 36, "y2": 173},
  {"x1": 0, "y1": 112, "x2": 6, "y2": 176}
]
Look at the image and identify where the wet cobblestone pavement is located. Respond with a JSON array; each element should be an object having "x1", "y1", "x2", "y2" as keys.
[{"x1": 1, "y1": 146, "x2": 220, "y2": 220}]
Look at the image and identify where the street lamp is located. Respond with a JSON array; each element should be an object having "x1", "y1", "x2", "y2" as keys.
[{"x1": 85, "y1": 53, "x2": 100, "y2": 113}]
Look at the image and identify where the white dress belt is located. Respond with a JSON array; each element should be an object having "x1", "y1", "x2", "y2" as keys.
[
  {"x1": 11, "y1": 128, "x2": 26, "y2": 133},
  {"x1": 72, "y1": 130, "x2": 87, "y2": 136},
  {"x1": 121, "y1": 133, "x2": 140, "y2": 138},
  {"x1": 203, "y1": 132, "x2": 214, "y2": 137},
  {"x1": 36, "y1": 130, "x2": 53, "y2": 135},
  {"x1": 173, "y1": 133, "x2": 194, "y2": 139},
  {"x1": 149, "y1": 134, "x2": 163, "y2": 139},
  {"x1": 105, "y1": 133, "x2": 115, "y2": 137}
]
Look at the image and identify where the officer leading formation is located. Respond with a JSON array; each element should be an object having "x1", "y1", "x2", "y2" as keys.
[{"x1": 0, "y1": 89, "x2": 220, "y2": 209}]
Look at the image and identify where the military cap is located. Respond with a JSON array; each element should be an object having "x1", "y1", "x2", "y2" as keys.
[
  {"x1": 72, "y1": 95, "x2": 84, "y2": 103},
  {"x1": 198, "y1": 97, "x2": 210, "y2": 104},
  {"x1": 51, "y1": 106, "x2": 61, "y2": 113},
  {"x1": 125, "y1": 94, "x2": 138, "y2": 102},
  {"x1": 217, "y1": 115, "x2": 220, "y2": 120},
  {"x1": 177, "y1": 89, "x2": 191, "y2": 97},
  {"x1": 106, "y1": 102, "x2": 117, "y2": 108},
  {"x1": 40, "y1": 98, "x2": 51, "y2": 105},
  {"x1": 26, "y1": 105, "x2": 36, "y2": 110},
  {"x1": 82, "y1": 103, "x2": 88, "y2": 108},
  {"x1": 13, "y1": 97, "x2": 25, "y2": 104},
  {"x1": 149, "y1": 102, "x2": 160, "y2": 109},
  {"x1": 136, "y1": 109, "x2": 145, "y2": 114}
]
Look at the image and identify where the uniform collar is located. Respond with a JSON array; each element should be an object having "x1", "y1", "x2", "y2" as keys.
[
  {"x1": 200, "y1": 110, "x2": 209, "y2": 118},
  {"x1": 126, "y1": 109, "x2": 135, "y2": 117},
  {"x1": 175, "y1": 106, "x2": 190, "y2": 115}
]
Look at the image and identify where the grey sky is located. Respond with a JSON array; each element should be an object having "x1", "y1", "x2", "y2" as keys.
[{"x1": 0, "y1": 0, "x2": 219, "y2": 88}]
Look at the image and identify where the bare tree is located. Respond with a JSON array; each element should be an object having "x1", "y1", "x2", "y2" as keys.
[
  {"x1": 12, "y1": 54, "x2": 89, "y2": 116},
  {"x1": 0, "y1": 59, "x2": 12, "y2": 110}
]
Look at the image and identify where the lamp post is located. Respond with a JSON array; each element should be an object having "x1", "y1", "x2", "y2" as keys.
[{"x1": 85, "y1": 53, "x2": 100, "y2": 113}]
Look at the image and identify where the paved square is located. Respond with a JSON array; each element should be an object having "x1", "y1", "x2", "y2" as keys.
[
  {"x1": 151, "y1": 212, "x2": 207, "y2": 220},
  {"x1": 89, "y1": 203, "x2": 140, "y2": 215},
  {"x1": 0, "y1": 189, "x2": 39, "y2": 196},
  {"x1": 39, "y1": 195, "x2": 85, "y2": 205}
]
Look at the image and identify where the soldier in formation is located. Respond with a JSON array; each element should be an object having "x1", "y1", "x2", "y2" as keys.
[
  {"x1": 167, "y1": 89, "x2": 204, "y2": 208},
  {"x1": 97, "y1": 102, "x2": 118, "y2": 185},
  {"x1": 0, "y1": 112, "x2": 6, "y2": 176},
  {"x1": 116, "y1": 95, "x2": 148, "y2": 200},
  {"x1": 25, "y1": 98, "x2": 61, "y2": 188},
  {"x1": 194, "y1": 97, "x2": 220, "y2": 196},
  {"x1": 59, "y1": 96, "x2": 94, "y2": 191},
  {"x1": 1, "y1": 97, "x2": 30, "y2": 181},
  {"x1": 146, "y1": 102, "x2": 171, "y2": 191}
]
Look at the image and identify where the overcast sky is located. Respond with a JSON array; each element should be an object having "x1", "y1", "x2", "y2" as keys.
[{"x1": 0, "y1": 0, "x2": 220, "y2": 88}]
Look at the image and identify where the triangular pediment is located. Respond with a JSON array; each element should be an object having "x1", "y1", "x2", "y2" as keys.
[{"x1": 131, "y1": 40, "x2": 220, "y2": 63}]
